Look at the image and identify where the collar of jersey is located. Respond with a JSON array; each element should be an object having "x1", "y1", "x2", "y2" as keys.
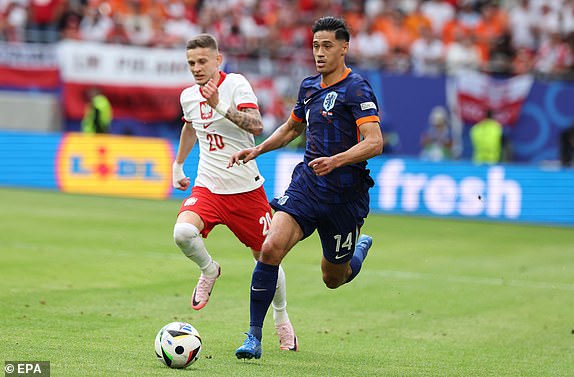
[
  {"x1": 320, "y1": 68, "x2": 351, "y2": 88},
  {"x1": 216, "y1": 71, "x2": 227, "y2": 86},
  {"x1": 198, "y1": 71, "x2": 227, "y2": 97}
]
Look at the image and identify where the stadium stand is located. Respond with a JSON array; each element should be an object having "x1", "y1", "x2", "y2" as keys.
[{"x1": 0, "y1": 0, "x2": 572, "y2": 79}]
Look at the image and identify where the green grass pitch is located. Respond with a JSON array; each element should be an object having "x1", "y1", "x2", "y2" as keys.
[{"x1": 1, "y1": 187, "x2": 573, "y2": 376}]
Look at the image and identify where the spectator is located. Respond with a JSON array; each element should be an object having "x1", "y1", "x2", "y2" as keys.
[
  {"x1": 404, "y1": 0, "x2": 432, "y2": 39},
  {"x1": 342, "y1": 1, "x2": 365, "y2": 36},
  {"x1": 122, "y1": 0, "x2": 154, "y2": 46},
  {"x1": 163, "y1": 7, "x2": 200, "y2": 48},
  {"x1": 27, "y1": 0, "x2": 63, "y2": 43},
  {"x1": 349, "y1": 18, "x2": 389, "y2": 69},
  {"x1": 420, "y1": 0, "x2": 455, "y2": 36},
  {"x1": 81, "y1": 88, "x2": 113, "y2": 134},
  {"x1": 364, "y1": 0, "x2": 386, "y2": 19},
  {"x1": 508, "y1": 0, "x2": 536, "y2": 50},
  {"x1": 57, "y1": 0, "x2": 83, "y2": 41},
  {"x1": 79, "y1": 4, "x2": 113, "y2": 43},
  {"x1": 379, "y1": 7, "x2": 416, "y2": 72},
  {"x1": 410, "y1": 24, "x2": 445, "y2": 76},
  {"x1": 60, "y1": 13, "x2": 81, "y2": 40},
  {"x1": 563, "y1": 0, "x2": 574, "y2": 36},
  {"x1": 473, "y1": 2, "x2": 508, "y2": 63},
  {"x1": 2, "y1": 1, "x2": 27, "y2": 42},
  {"x1": 486, "y1": 31, "x2": 516, "y2": 76},
  {"x1": 420, "y1": 106, "x2": 452, "y2": 161},
  {"x1": 512, "y1": 46, "x2": 535, "y2": 75},
  {"x1": 105, "y1": 13, "x2": 131, "y2": 45},
  {"x1": 533, "y1": 30, "x2": 573, "y2": 79},
  {"x1": 445, "y1": 30, "x2": 482, "y2": 74},
  {"x1": 442, "y1": 10, "x2": 467, "y2": 46},
  {"x1": 457, "y1": 0, "x2": 481, "y2": 31},
  {"x1": 470, "y1": 109, "x2": 503, "y2": 164},
  {"x1": 531, "y1": 3, "x2": 560, "y2": 47}
]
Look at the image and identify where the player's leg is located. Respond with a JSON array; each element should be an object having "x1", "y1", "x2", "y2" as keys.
[
  {"x1": 224, "y1": 186, "x2": 298, "y2": 352},
  {"x1": 272, "y1": 264, "x2": 298, "y2": 351},
  {"x1": 248, "y1": 253, "x2": 298, "y2": 351},
  {"x1": 173, "y1": 188, "x2": 221, "y2": 310},
  {"x1": 236, "y1": 211, "x2": 303, "y2": 359},
  {"x1": 317, "y1": 198, "x2": 372, "y2": 289},
  {"x1": 319, "y1": 233, "x2": 371, "y2": 288}
]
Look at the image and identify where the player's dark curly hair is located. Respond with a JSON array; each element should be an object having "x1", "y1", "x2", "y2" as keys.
[{"x1": 312, "y1": 17, "x2": 350, "y2": 42}]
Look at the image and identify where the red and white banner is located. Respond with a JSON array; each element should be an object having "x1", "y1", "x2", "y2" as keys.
[
  {"x1": 58, "y1": 41, "x2": 193, "y2": 122},
  {"x1": 0, "y1": 42, "x2": 59, "y2": 89},
  {"x1": 454, "y1": 70, "x2": 533, "y2": 125}
]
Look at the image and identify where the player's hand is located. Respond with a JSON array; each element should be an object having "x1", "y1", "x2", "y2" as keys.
[
  {"x1": 201, "y1": 79, "x2": 220, "y2": 109},
  {"x1": 308, "y1": 157, "x2": 336, "y2": 176},
  {"x1": 227, "y1": 148, "x2": 259, "y2": 167},
  {"x1": 172, "y1": 162, "x2": 190, "y2": 191}
]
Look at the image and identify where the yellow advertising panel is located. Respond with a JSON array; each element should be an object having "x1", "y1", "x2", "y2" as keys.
[{"x1": 56, "y1": 133, "x2": 173, "y2": 199}]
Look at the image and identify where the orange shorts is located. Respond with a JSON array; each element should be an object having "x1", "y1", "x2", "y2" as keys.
[{"x1": 178, "y1": 185, "x2": 272, "y2": 251}]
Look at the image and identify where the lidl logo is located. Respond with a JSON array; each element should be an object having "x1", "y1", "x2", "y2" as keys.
[{"x1": 56, "y1": 133, "x2": 173, "y2": 199}]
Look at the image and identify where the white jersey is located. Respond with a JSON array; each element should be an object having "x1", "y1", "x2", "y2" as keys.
[{"x1": 180, "y1": 72, "x2": 264, "y2": 194}]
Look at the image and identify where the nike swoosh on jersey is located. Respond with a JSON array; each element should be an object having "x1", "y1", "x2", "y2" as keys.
[
  {"x1": 203, "y1": 122, "x2": 213, "y2": 129},
  {"x1": 334, "y1": 252, "x2": 351, "y2": 260},
  {"x1": 303, "y1": 97, "x2": 312, "y2": 105},
  {"x1": 251, "y1": 286, "x2": 267, "y2": 292}
]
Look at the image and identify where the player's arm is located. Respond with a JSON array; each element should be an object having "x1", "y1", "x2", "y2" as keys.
[
  {"x1": 172, "y1": 122, "x2": 197, "y2": 190},
  {"x1": 201, "y1": 78, "x2": 263, "y2": 135},
  {"x1": 309, "y1": 121, "x2": 383, "y2": 177},
  {"x1": 221, "y1": 106, "x2": 263, "y2": 136},
  {"x1": 228, "y1": 116, "x2": 305, "y2": 167}
]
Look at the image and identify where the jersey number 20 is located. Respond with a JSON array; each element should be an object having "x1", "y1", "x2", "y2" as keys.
[
  {"x1": 207, "y1": 134, "x2": 225, "y2": 151},
  {"x1": 259, "y1": 212, "x2": 272, "y2": 236}
]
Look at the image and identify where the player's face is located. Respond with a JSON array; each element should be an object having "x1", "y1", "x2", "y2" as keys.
[
  {"x1": 186, "y1": 47, "x2": 221, "y2": 85},
  {"x1": 312, "y1": 31, "x2": 348, "y2": 75}
]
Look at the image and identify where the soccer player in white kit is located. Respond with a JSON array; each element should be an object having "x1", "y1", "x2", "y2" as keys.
[{"x1": 171, "y1": 34, "x2": 298, "y2": 351}]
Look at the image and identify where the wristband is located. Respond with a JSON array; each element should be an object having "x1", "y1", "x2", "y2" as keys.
[
  {"x1": 172, "y1": 161, "x2": 186, "y2": 188},
  {"x1": 215, "y1": 101, "x2": 230, "y2": 116}
]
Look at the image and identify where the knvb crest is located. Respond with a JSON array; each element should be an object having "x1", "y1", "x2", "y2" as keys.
[
  {"x1": 323, "y1": 92, "x2": 338, "y2": 112},
  {"x1": 200, "y1": 101, "x2": 213, "y2": 120}
]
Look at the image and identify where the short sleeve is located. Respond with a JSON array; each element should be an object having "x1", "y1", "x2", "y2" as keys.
[
  {"x1": 347, "y1": 79, "x2": 380, "y2": 127},
  {"x1": 233, "y1": 75, "x2": 259, "y2": 111},
  {"x1": 180, "y1": 88, "x2": 192, "y2": 123},
  {"x1": 291, "y1": 82, "x2": 306, "y2": 123}
]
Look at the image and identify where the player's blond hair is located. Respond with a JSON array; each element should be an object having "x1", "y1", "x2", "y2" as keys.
[{"x1": 186, "y1": 34, "x2": 218, "y2": 51}]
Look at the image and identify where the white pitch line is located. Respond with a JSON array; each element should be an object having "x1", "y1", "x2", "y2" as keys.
[{"x1": 369, "y1": 270, "x2": 574, "y2": 291}]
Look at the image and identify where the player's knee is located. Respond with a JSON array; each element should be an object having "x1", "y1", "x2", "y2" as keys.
[
  {"x1": 259, "y1": 239, "x2": 285, "y2": 265},
  {"x1": 322, "y1": 272, "x2": 344, "y2": 289},
  {"x1": 173, "y1": 223, "x2": 200, "y2": 249}
]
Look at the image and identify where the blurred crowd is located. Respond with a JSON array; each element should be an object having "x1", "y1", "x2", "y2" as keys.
[{"x1": 1, "y1": 0, "x2": 574, "y2": 79}]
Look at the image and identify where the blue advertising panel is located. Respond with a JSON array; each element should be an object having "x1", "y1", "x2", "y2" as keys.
[
  {"x1": 369, "y1": 157, "x2": 574, "y2": 226},
  {"x1": 0, "y1": 131, "x2": 59, "y2": 189}
]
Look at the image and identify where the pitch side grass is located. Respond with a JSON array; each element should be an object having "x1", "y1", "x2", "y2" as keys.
[{"x1": 1, "y1": 188, "x2": 573, "y2": 376}]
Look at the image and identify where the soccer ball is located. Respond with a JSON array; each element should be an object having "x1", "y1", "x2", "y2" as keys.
[{"x1": 154, "y1": 322, "x2": 202, "y2": 368}]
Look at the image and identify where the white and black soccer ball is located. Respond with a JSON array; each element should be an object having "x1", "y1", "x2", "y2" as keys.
[{"x1": 154, "y1": 322, "x2": 202, "y2": 368}]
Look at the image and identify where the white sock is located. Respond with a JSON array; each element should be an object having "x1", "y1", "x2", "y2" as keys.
[
  {"x1": 272, "y1": 264, "x2": 290, "y2": 325},
  {"x1": 173, "y1": 223, "x2": 218, "y2": 277}
]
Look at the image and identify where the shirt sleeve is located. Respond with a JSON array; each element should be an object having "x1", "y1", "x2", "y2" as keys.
[
  {"x1": 180, "y1": 88, "x2": 192, "y2": 123},
  {"x1": 233, "y1": 75, "x2": 259, "y2": 110},
  {"x1": 347, "y1": 79, "x2": 380, "y2": 127},
  {"x1": 290, "y1": 81, "x2": 306, "y2": 123}
]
